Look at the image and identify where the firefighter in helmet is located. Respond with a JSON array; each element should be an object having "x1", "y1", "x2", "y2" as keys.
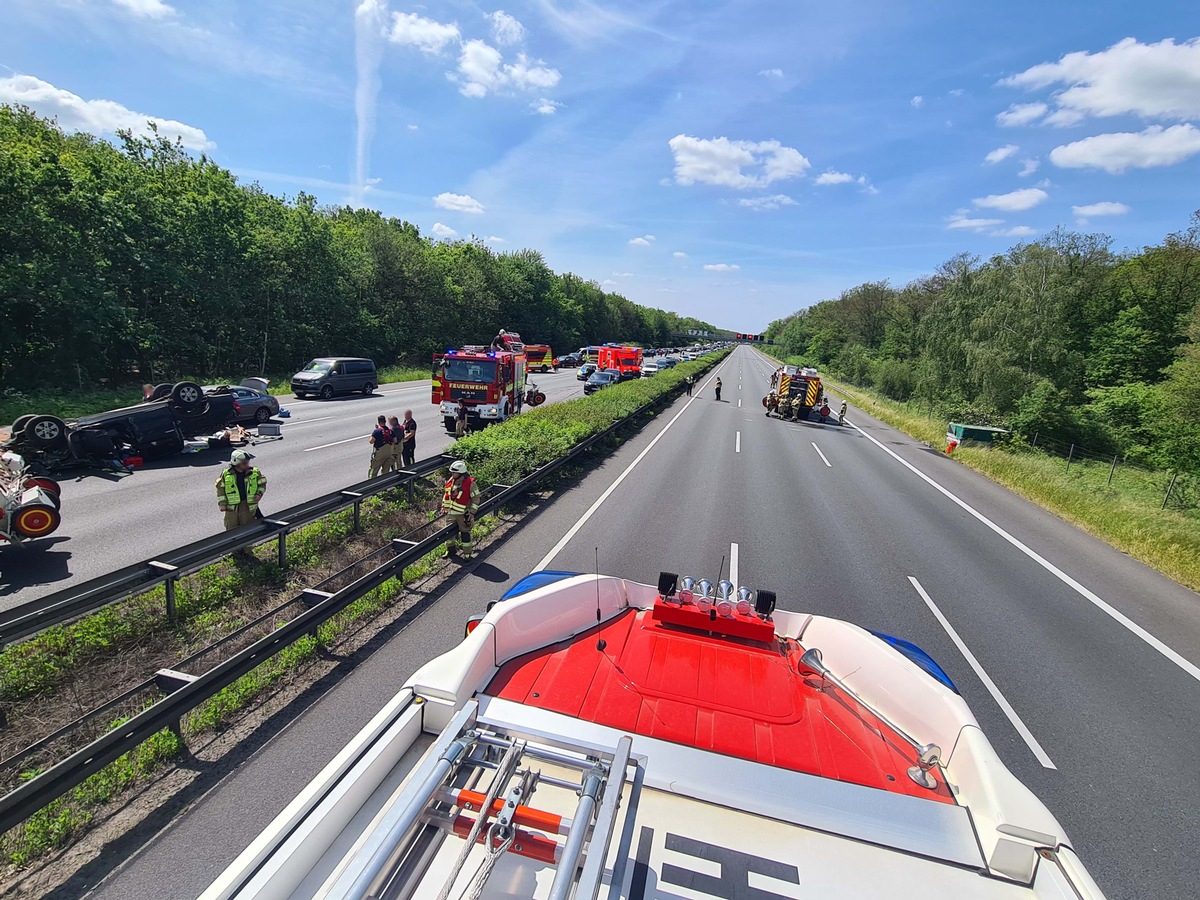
[
  {"x1": 441, "y1": 460, "x2": 480, "y2": 558},
  {"x1": 216, "y1": 449, "x2": 266, "y2": 531}
]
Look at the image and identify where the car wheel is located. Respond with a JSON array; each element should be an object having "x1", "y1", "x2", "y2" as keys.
[
  {"x1": 320, "y1": 385, "x2": 335, "y2": 400},
  {"x1": 171, "y1": 381, "x2": 205, "y2": 411},
  {"x1": 14, "y1": 504, "x2": 61, "y2": 538},
  {"x1": 11, "y1": 414, "x2": 35, "y2": 434},
  {"x1": 26, "y1": 415, "x2": 68, "y2": 449},
  {"x1": 149, "y1": 383, "x2": 173, "y2": 402},
  {"x1": 254, "y1": 406, "x2": 272, "y2": 424},
  {"x1": 533, "y1": 392, "x2": 546, "y2": 406},
  {"x1": 24, "y1": 476, "x2": 61, "y2": 496},
  {"x1": 362, "y1": 382, "x2": 375, "y2": 395}
]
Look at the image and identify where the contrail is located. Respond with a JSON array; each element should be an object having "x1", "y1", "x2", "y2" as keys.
[{"x1": 353, "y1": 0, "x2": 387, "y2": 207}]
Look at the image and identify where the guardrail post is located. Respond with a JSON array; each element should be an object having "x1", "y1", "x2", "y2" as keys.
[
  {"x1": 1065, "y1": 443, "x2": 1075, "y2": 473},
  {"x1": 278, "y1": 530, "x2": 287, "y2": 569},
  {"x1": 1162, "y1": 472, "x2": 1179, "y2": 510},
  {"x1": 1108, "y1": 455, "x2": 1118, "y2": 486},
  {"x1": 340, "y1": 491, "x2": 365, "y2": 534},
  {"x1": 149, "y1": 561, "x2": 180, "y2": 622}
]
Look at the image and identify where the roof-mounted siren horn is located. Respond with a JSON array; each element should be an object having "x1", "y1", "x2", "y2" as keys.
[
  {"x1": 715, "y1": 580, "x2": 735, "y2": 617},
  {"x1": 736, "y1": 587, "x2": 753, "y2": 616},
  {"x1": 755, "y1": 588, "x2": 777, "y2": 619},
  {"x1": 696, "y1": 579, "x2": 714, "y2": 613},
  {"x1": 907, "y1": 743, "x2": 943, "y2": 790},
  {"x1": 679, "y1": 577, "x2": 696, "y2": 604},
  {"x1": 657, "y1": 571, "x2": 679, "y2": 603}
]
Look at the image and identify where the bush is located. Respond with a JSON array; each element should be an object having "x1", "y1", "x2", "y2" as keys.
[
  {"x1": 451, "y1": 353, "x2": 728, "y2": 488},
  {"x1": 874, "y1": 359, "x2": 915, "y2": 401}
]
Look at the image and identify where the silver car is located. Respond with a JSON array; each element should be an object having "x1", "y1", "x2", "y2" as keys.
[{"x1": 205, "y1": 380, "x2": 281, "y2": 425}]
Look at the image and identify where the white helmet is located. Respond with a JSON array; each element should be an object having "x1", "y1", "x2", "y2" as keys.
[
  {"x1": 449, "y1": 460, "x2": 468, "y2": 475},
  {"x1": 231, "y1": 449, "x2": 255, "y2": 465}
]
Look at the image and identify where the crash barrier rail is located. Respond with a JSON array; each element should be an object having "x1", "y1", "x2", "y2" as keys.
[
  {"x1": 0, "y1": 456, "x2": 450, "y2": 647},
  {"x1": 0, "y1": 353, "x2": 727, "y2": 836}
]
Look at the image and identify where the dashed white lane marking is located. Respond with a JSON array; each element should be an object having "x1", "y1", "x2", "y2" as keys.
[
  {"x1": 738, "y1": 399, "x2": 742, "y2": 408},
  {"x1": 735, "y1": 432, "x2": 741, "y2": 453},
  {"x1": 811, "y1": 442, "x2": 832, "y2": 467},
  {"x1": 304, "y1": 434, "x2": 370, "y2": 452},
  {"x1": 850, "y1": 420, "x2": 1200, "y2": 685},
  {"x1": 534, "y1": 360, "x2": 730, "y2": 571},
  {"x1": 909, "y1": 577, "x2": 1057, "y2": 769},
  {"x1": 730, "y1": 542, "x2": 740, "y2": 588},
  {"x1": 280, "y1": 416, "x2": 334, "y2": 428}
]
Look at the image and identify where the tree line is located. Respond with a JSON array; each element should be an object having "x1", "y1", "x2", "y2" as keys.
[
  {"x1": 0, "y1": 105, "x2": 717, "y2": 394},
  {"x1": 766, "y1": 220, "x2": 1200, "y2": 473}
]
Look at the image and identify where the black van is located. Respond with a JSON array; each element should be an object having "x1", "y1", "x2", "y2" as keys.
[{"x1": 291, "y1": 358, "x2": 377, "y2": 399}]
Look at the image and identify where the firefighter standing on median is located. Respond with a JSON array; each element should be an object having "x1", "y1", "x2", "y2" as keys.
[
  {"x1": 441, "y1": 460, "x2": 479, "y2": 558},
  {"x1": 839, "y1": 400, "x2": 847, "y2": 424},
  {"x1": 216, "y1": 449, "x2": 266, "y2": 530}
]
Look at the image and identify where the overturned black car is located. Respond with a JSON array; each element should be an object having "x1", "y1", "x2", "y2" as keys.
[{"x1": 4, "y1": 381, "x2": 242, "y2": 472}]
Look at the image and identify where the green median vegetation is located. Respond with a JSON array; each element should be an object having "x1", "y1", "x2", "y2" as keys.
[{"x1": 1, "y1": 351, "x2": 727, "y2": 866}]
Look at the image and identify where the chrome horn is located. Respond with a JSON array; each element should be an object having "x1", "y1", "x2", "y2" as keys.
[{"x1": 736, "y1": 587, "x2": 753, "y2": 616}]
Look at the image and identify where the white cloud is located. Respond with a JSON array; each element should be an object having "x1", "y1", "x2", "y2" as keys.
[
  {"x1": 488, "y1": 10, "x2": 526, "y2": 46},
  {"x1": 601, "y1": 279, "x2": 618, "y2": 287},
  {"x1": 457, "y1": 39, "x2": 560, "y2": 97},
  {"x1": 389, "y1": 11, "x2": 460, "y2": 54},
  {"x1": 628, "y1": 235, "x2": 655, "y2": 247},
  {"x1": 973, "y1": 187, "x2": 1049, "y2": 212},
  {"x1": 1018, "y1": 158, "x2": 1040, "y2": 177},
  {"x1": 484, "y1": 235, "x2": 506, "y2": 244},
  {"x1": 738, "y1": 194, "x2": 797, "y2": 211},
  {"x1": 911, "y1": 95, "x2": 924, "y2": 108},
  {"x1": 759, "y1": 68, "x2": 784, "y2": 78},
  {"x1": 946, "y1": 212, "x2": 1006, "y2": 231},
  {"x1": 996, "y1": 102, "x2": 1048, "y2": 127},
  {"x1": 407, "y1": 123, "x2": 419, "y2": 131},
  {"x1": 0, "y1": 74, "x2": 213, "y2": 150},
  {"x1": 673, "y1": 251, "x2": 688, "y2": 258},
  {"x1": 984, "y1": 144, "x2": 1020, "y2": 164},
  {"x1": 531, "y1": 97, "x2": 562, "y2": 115},
  {"x1": 612, "y1": 271, "x2": 634, "y2": 277},
  {"x1": 668, "y1": 135, "x2": 810, "y2": 189},
  {"x1": 1049, "y1": 124, "x2": 1200, "y2": 173},
  {"x1": 112, "y1": 0, "x2": 174, "y2": 18},
  {"x1": 434, "y1": 192, "x2": 485, "y2": 214},
  {"x1": 354, "y1": 0, "x2": 389, "y2": 207},
  {"x1": 703, "y1": 263, "x2": 740, "y2": 272},
  {"x1": 431, "y1": 222, "x2": 458, "y2": 239},
  {"x1": 992, "y1": 225, "x2": 1038, "y2": 238},
  {"x1": 1001, "y1": 37, "x2": 1200, "y2": 123},
  {"x1": 1072, "y1": 201, "x2": 1130, "y2": 218},
  {"x1": 814, "y1": 170, "x2": 855, "y2": 185},
  {"x1": 949, "y1": 88, "x2": 965, "y2": 97}
]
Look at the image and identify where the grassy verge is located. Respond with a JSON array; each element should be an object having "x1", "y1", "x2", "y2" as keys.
[
  {"x1": 0, "y1": 365, "x2": 428, "y2": 426},
  {"x1": 823, "y1": 376, "x2": 1200, "y2": 592}
]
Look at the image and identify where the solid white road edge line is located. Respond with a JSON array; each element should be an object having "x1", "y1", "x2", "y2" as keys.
[
  {"x1": 303, "y1": 434, "x2": 370, "y2": 452},
  {"x1": 735, "y1": 432, "x2": 741, "y2": 453},
  {"x1": 908, "y1": 576, "x2": 1057, "y2": 769},
  {"x1": 533, "y1": 362, "x2": 728, "y2": 571},
  {"x1": 811, "y1": 442, "x2": 832, "y2": 467},
  {"x1": 730, "y1": 542, "x2": 739, "y2": 589},
  {"x1": 851, "y1": 419, "x2": 1200, "y2": 685}
]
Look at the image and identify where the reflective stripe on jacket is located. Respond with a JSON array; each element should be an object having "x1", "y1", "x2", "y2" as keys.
[
  {"x1": 442, "y1": 475, "x2": 477, "y2": 515},
  {"x1": 217, "y1": 467, "x2": 265, "y2": 510}
]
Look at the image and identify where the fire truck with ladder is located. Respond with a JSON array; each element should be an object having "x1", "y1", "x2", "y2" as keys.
[{"x1": 433, "y1": 335, "x2": 530, "y2": 433}]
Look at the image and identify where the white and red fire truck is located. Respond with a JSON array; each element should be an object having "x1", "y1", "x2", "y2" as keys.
[{"x1": 432, "y1": 337, "x2": 528, "y2": 433}]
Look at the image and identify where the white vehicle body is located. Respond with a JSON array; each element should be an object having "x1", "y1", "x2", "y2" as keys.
[{"x1": 201, "y1": 574, "x2": 1105, "y2": 900}]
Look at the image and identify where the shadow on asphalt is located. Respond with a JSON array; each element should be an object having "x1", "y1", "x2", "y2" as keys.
[
  {"x1": 0, "y1": 538, "x2": 73, "y2": 595},
  {"x1": 469, "y1": 562, "x2": 509, "y2": 584}
]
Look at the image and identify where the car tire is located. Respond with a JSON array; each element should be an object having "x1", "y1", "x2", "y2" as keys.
[
  {"x1": 362, "y1": 382, "x2": 375, "y2": 396},
  {"x1": 320, "y1": 385, "x2": 335, "y2": 400},
  {"x1": 14, "y1": 503, "x2": 61, "y2": 538},
  {"x1": 533, "y1": 392, "x2": 546, "y2": 406},
  {"x1": 26, "y1": 415, "x2": 68, "y2": 450},
  {"x1": 171, "y1": 381, "x2": 205, "y2": 411},
  {"x1": 11, "y1": 414, "x2": 35, "y2": 435},
  {"x1": 254, "y1": 406, "x2": 272, "y2": 424},
  {"x1": 149, "y1": 382, "x2": 173, "y2": 402}
]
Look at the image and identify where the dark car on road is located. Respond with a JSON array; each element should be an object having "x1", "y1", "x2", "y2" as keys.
[
  {"x1": 584, "y1": 370, "x2": 618, "y2": 395},
  {"x1": 558, "y1": 353, "x2": 583, "y2": 368},
  {"x1": 4, "y1": 382, "x2": 241, "y2": 470},
  {"x1": 291, "y1": 358, "x2": 377, "y2": 399}
]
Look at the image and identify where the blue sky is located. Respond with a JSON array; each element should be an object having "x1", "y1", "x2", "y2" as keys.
[{"x1": 3, "y1": 1, "x2": 1199, "y2": 331}]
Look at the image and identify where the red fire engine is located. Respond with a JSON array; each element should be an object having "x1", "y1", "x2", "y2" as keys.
[
  {"x1": 432, "y1": 336, "x2": 528, "y2": 432},
  {"x1": 596, "y1": 344, "x2": 643, "y2": 381}
]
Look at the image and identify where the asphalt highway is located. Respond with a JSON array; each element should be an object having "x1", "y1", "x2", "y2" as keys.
[
  {"x1": 0, "y1": 370, "x2": 585, "y2": 608},
  {"x1": 71, "y1": 347, "x2": 1200, "y2": 899}
]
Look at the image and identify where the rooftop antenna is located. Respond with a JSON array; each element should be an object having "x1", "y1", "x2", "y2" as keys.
[{"x1": 595, "y1": 547, "x2": 607, "y2": 653}]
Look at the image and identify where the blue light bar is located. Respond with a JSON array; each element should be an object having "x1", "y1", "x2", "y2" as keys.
[{"x1": 868, "y1": 629, "x2": 959, "y2": 693}]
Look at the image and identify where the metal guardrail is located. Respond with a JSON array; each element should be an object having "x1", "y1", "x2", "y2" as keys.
[
  {"x1": 0, "y1": 456, "x2": 449, "y2": 646},
  {"x1": 0, "y1": 352, "x2": 729, "y2": 836}
]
